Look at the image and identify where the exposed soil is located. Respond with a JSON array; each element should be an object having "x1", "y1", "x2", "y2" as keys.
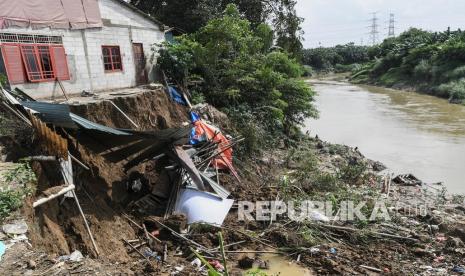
[{"x1": 1, "y1": 86, "x2": 465, "y2": 275}]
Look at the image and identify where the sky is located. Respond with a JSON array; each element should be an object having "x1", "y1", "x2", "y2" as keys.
[{"x1": 296, "y1": 0, "x2": 465, "y2": 48}]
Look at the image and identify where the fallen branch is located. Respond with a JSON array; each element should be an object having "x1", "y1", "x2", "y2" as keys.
[
  {"x1": 317, "y1": 224, "x2": 418, "y2": 242},
  {"x1": 122, "y1": 213, "x2": 162, "y2": 243},
  {"x1": 33, "y1": 185, "x2": 75, "y2": 208},
  {"x1": 122, "y1": 238, "x2": 150, "y2": 262},
  {"x1": 360, "y1": 265, "x2": 382, "y2": 273}
]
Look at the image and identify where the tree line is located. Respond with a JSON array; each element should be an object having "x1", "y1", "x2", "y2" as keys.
[{"x1": 303, "y1": 28, "x2": 465, "y2": 104}]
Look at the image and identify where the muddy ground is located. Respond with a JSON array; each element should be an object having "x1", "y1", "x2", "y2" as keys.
[{"x1": 0, "y1": 86, "x2": 465, "y2": 275}]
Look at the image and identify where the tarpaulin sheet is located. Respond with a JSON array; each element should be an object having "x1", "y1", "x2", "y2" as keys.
[
  {"x1": 168, "y1": 86, "x2": 187, "y2": 106},
  {"x1": 189, "y1": 112, "x2": 233, "y2": 170},
  {"x1": 0, "y1": 0, "x2": 102, "y2": 29}
]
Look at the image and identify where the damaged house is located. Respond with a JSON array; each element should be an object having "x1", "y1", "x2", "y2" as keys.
[
  {"x1": 0, "y1": 0, "x2": 165, "y2": 98},
  {"x1": 0, "y1": 0, "x2": 241, "y2": 264}
]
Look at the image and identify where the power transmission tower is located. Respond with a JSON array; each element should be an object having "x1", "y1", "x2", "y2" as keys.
[
  {"x1": 368, "y1": 12, "x2": 379, "y2": 45},
  {"x1": 387, "y1": 13, "x2": 395, "y2": 37}
]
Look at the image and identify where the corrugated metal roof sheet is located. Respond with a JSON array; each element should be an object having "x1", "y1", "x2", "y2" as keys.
[
  {"x1": 20, "y1": 101, "x2": 78, "y2": 129},
  {"x1": 70, "y1": 113, "x2": 130, "y2": 135}
]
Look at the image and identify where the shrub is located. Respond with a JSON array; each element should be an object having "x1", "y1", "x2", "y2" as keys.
[
  {"x1": 413, "y1": 60, "x2": 432, "y2": 80},
  {"x1": 436, "y1": 79, "x2": 465, "y2": 102}
]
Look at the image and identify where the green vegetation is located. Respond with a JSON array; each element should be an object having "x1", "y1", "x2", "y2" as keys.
[
  {"x1": 302, "y1": 28, "x2": 465, "y2": 104},
  {"x1": 158, "y1": 4, "x2": 317, "y2": 153},
  {"x1": 353, "y1": 28, "x2": 465, "y2": 104},
  {"x1": 302, "y1": 43, "x2": 370, "y2": 72},
  {"x1": 133, "y1": 0, "x2": 303, "y2": 58},
  {"x1": 0, "y1": 73, "x2": 6, "y2": 86},
  {"x1": 0, "y1": 162, "x2": 36, "y2": 220}
]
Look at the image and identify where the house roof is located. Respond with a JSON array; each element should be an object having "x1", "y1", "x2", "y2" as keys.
[{"x1": 112, "y1": 0, "x2": 166, "y2": 30}]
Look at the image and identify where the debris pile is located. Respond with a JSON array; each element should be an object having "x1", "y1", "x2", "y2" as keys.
[
  {"x1": 0, "y1": 84, "x2": 246, "y2": 273},
  {"x1": 1, "y1": 85, "x2": 465, "y2": 275}
]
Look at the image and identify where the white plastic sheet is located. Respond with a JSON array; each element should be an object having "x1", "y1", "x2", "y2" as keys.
[{"x1": 175, "y1": 189, "x2": 234, "y2": 225}]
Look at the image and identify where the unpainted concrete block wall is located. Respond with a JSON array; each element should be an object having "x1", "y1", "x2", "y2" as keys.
[{"x1": 4, "y1": 0, "x2": 164, "y2": 98}]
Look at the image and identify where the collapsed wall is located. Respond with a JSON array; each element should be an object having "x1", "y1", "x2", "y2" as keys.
[{"x1": 25, "y1": 88, "x2": 190, "y2": 261}]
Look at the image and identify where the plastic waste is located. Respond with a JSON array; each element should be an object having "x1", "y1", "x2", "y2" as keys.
[
  {"x1": 69, "y1": 250, "x2": 84, "y2": 262},
  {"x1": 0, "y1": 241, "x2": 5, "y2": 261},
  {"x1": 2, "y1": 220, "x2": 28, "y2": 235},
  {"x1": 309, "y1": 210, "x2": 330, "y2": 222},
  {"x1": 452, "y1": 265, "x2": 465, "y2": 274},
  {"x1": 142, "y1": 248, "x2": 157, "y2": 258},
  {"x1": 191, "y1": 258, "x2": 202, "y2": 268},
  {"x1": 310, "y1": 247, "x2": 320, "y2": 253}
]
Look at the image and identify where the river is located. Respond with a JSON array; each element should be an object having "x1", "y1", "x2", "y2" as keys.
[{"x1": 304, "y1": 79, "x2": 465, "y2": 194}]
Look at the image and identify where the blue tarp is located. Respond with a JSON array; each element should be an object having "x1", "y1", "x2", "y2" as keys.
[
  {"x1": 168, "y1": 86, "x2": 187, "y2": 105},
  {"x1": 189, "y1": 112, "x2": 203, "y2": 145}
]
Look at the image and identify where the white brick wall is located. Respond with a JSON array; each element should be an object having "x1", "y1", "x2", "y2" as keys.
[{"x1": 4, "y1": 0, "x2": 165, "y2": 99}]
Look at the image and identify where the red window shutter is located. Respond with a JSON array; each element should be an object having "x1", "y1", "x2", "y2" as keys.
[
  {"x1": 1, "y1": 44, "x2": 26, "y2": 84},
  {"x1": 51, "y1": 46, "x2": 70, "y2": 80}
]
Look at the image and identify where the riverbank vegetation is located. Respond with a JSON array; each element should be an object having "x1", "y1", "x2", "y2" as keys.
[
  {"x1": 302, "y1": 43, "x2": 370, "y2": 73},
  {"x1": 303, "y1": 28, "x2": 465, "y2": 104}
]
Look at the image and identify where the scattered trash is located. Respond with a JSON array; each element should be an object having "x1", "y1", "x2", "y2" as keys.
[
  {"x1": 238, "y1": 256, "x2": 254, "y2": 269},
  {"x1": 174, "y1": 188, "x2": 234, "y2": 225},
  {"x1": 258, "y1": 260, "x2": 269, "y2": 270},
  {"x1": 11, "y1": 234, "x2": 28, "y2": 243},
  {"x1": 0, "y1": 241, "x2": 5, "y2": 261},
  {"x1": 168, "y1": 86, "x2": 187, "y2": 106},
  {"x1": 142, "y1": 248, "x2": 157, "y2": 258},
  {"x1": 81, "y1": 90, "x2": 96, "y2": 97},
  {"x1": 191, "y1": 258, "x2": 202, "y2": 268},
  {"x1": 452, "y1": 265, "x2": 465, "y2": 274},
  {"x1": 436, "y1": 234, "x2": 447, "y2": 242},
  {"x1": 433, "y1": 255, "x2": 444, "y2": 263},
  {"x1": 58, "y1": 250, "x2": 84, "y2": 262},
  {"x1": 2, "y1": 220, "x2": 28, "y2": 235},
  {"x1": 309, "y1": 247, "x2": 320, "y2": 254},
  {"x1": 383, "y1": 267, "x2": 390, "y2": 273},
  {"x1": 309, "y1": 210, "x2": 330, "y2": 222},
  {"x1": 208, "y1": 259, "x2": 224, "y2": 271},
  {"x1": 69, "y1": 250, "x2": 84, "y2": 262},
  {"x1": 329, "y1": 248, "x2": 337, "y2": 254},
  {"x1": 27, "y1": 260, "x2": 37, "y2": 269},
  {"x1": 392, "y1": 174, "x2": 422, "y2": 186},
  {"x1": 174, "y1": 265, "x2": 185, "y2": 272},
  {"x1": 360, "y1": 265, "x2": 382, "y2": 273}
]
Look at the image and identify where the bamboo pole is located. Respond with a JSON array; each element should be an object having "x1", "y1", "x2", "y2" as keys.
[{"x1": 32, "y1": 185, "x2": 75, "y2": 208}]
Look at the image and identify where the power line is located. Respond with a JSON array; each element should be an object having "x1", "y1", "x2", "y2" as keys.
[
  {"x1": 368, "y1": 12, "x2": 379, "y2": 45},
  {"x1": 387, "y1": 13, "x2": 396, "y2": 37}
]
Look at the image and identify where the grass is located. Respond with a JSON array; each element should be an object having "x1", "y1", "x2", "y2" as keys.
[{"x1": 0, "y1": 161, "x2": 36, "y2": 220}]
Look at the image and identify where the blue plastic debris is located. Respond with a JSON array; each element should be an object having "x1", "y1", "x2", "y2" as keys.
[
  {"x1": 329, "y1": 248, "x2": 337, "y2": 254},
  {"x1": 0, "y1": 241, "x2": 5, "y2": 261},
  {"x1": 452, "y1": 265, "x2": 465, "y2": 274},
  {"x1": 168, "y1": 86, "x2": 187, "y2": 105}
]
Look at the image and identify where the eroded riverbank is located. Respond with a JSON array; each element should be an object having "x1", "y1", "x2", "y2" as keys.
[{"x1": 305, "y1": 79, "x2": 465, "y2": 194}]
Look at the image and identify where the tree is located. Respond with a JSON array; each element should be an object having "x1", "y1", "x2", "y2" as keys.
[
  {"x1": 158, "y1": 4, "x2": 317, "y2": 138},
  {"x1": 132, "y1": 0, "x2": 304, "y2": 57}
]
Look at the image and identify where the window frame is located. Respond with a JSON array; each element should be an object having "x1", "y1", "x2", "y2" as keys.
[
  {"x1": 19, "y1": 44, "x2": 56, "y2": 82},
  {"x1": 1, "y1": 40, "x2": 70, "y2": 84},
  {"x1": 101, "y1": 45, "x2": 123, "y2": 73}
]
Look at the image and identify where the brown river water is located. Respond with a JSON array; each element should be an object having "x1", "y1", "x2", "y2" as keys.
[{"x1": 304, "y1": 79, "x2": 465, "y2": 194}]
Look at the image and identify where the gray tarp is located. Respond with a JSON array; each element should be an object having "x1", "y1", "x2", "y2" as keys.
[{"x1": 0, "y1": 0, "x2": 102, "y2": 29}]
